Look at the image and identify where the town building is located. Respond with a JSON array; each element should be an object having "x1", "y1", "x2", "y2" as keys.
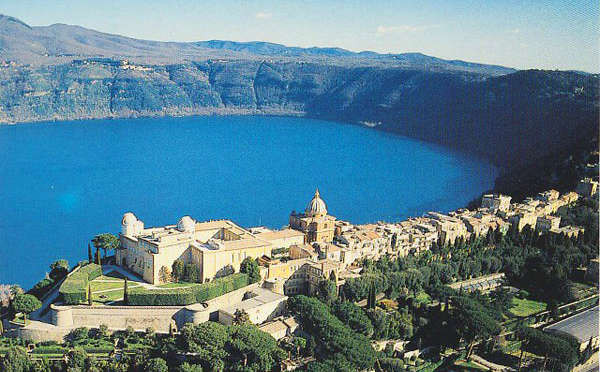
[
  {"x1": 428, "y1": 212, "x2": 470, "y2": 244},
  {"x1": 536, "y1": 215, "x2": 561, "y2": 232},
  {"x1": 481, "y1": 194, "x2": 512, "y2": 213},
  {"x1": 335, "y1": 225, "x2": 389, "y2": 261},
  {"x1": 535, "y1": 189, "x2": 560, "y2": 202},
  {"x1": 550, "y1": 225, "x2": 585, "y2": 239},
  {"x1": 507, "y1": 204, "x2": 538, "y2": 231},
  {"x1": 258, "y1": 316, "x2": 299, "y2": 340},
  {"x1": 289, "y1": 244, "x2": 318, "y2": 260},
  {"x1": 561, "y1": 191, "x2": 580, "y2": 205},
  {"x1": 254, "y1": 228, "x2": 306, "y2": 250},
  {"x1": 576, "y1": 178, "x2": 599, "y2": 197}
]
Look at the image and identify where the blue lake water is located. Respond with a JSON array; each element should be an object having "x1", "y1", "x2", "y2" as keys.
[{"x1": 0, "y1": 116, "x2": 497, "y2": 288}]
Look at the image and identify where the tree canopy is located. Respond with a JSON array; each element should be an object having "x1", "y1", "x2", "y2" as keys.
[
  {"x1": 93, "y1": 233, "x2": 120, "y2": 258},
  {"x1": 240, "y1": 257, "x2": 261, "y2": 283},
  {"x1": 11, "y1": 294, "x2": 42, "y2": 322},
  {"x1": 288, "y1": 295, "x2": 376, "y2": 371},
  {"x1": 177, "y1": 321, "x2": 284, "y2": 372}
]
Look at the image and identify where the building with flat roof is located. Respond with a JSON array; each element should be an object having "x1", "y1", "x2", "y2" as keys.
[
  {"x1": 536, "y1": 215, "x2": 561, "y2": 232},
  {"x1": 545, "y1": 306, "x2": 599, "y2": 351},
  {"x1": 550, "y1": 225, "x2": 585, "y2": 239},
  {"x1": 217, "y1": 287, "x2": 288, "y2": 325},
  {"x1": 481, "y1": 194, "x2": 512, "y2": 213},
  {"x1": 117, "y1": 214, "x2": 288, "y2": 284},
  {"x1": 255, "y1": 229, "x2": 306, "y2": 250}
]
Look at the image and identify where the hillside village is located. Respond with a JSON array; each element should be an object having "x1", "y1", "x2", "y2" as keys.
[{"x1": 102, "y1": 177, "x2": 595, "y2": 301}]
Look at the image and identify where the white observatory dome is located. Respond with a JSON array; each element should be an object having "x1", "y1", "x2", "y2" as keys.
[{"x1": 177, "y1": 216, "x2": 195, "y2": 233}]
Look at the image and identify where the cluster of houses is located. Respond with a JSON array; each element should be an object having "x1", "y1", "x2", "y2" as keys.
[
  {"x1": 115, "y1": 179, "x2": 595, "y2": 303},
  {"x1": 256, "y1": 182, "x2": 594, "y2": 297}
]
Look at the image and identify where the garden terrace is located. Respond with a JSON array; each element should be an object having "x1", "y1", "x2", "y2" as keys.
[
  {"x1": 58, "y1": 264, "x2": 102, "y2": 305},
  {"x1": 127, "y1": 273, "x2": 249, "y2": 306}
]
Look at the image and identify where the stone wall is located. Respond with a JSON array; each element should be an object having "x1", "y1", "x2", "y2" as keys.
[{"x1": 15, "y1": 283, "x2": 264, "y2": 342}]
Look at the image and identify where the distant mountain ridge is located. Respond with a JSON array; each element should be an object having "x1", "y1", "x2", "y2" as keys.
[
  {"x1": 0, "y1": 14, "x2": 597, "y2": 171},
  {"x1": 0, "y1": 14, "x2": 515, "y2": 75}
]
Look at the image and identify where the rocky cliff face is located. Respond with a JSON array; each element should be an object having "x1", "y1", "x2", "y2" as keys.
[
  {"x1": 0, "y1": 61, "x2": 597, "y2": 168},
  {"x1": 0, "y1": 14, "x2": 597, "y2": 169}
]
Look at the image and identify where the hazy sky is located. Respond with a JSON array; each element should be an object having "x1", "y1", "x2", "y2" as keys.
[{"x1": 1, "y1": 0, "x2": 598, "y2": 72}]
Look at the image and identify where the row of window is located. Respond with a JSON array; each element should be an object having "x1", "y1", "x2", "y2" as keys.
[{"x1": 231, "y1": 251, "x2": 248, "y2": 262}]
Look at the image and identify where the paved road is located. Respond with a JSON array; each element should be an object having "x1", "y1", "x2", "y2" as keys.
[{"x1": 580, "y1": 361, "x2": 598, "y2": 372}]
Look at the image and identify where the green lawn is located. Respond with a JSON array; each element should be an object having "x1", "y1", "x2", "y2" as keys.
[
  {"x1": 90, "y1": 280, "x2": 125, "y2": 292},
  {"x1": 508, "y1": 297, "x2": 547, "y2": 317},
  {"x1": 88, "y1": 275, "x2": 145, "y2": 304},
  {"x1": 92, "y1": 289, "x2": 126, "y2": 304}
]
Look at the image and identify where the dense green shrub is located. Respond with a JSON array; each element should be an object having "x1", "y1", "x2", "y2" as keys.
[
  {"x1": 379, "y1": 358, "x2": 405, "y2": 372},
  {"x1": 127, "y1": 273, "x2": 249, "y2": 306},
  {"x1": 28, "y1": 278, "x2": 55, "y2": 299},
  {"x1": 59, "y1": 264, "x2": 102, "y2": 304}
]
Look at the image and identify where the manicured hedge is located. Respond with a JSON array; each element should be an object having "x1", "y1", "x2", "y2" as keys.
[
  {"x1": 31, "y1": 346, "x2": 67, "y2": 354},
  {"x1": 83, "y1": 346, "x2": 114, "y2": 354},
  {"x1": 59, "y1": 264, "x2": 102, "y2": 305},
  {"x1": 127, "y1": 273, "x2": 249, "y2": 306}
]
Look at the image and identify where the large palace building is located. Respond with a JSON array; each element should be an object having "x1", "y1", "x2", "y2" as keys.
[
  {"x1": 289, "y1": 189, "x2": 337, "y2": 243},
  {"x1": 116, "y1": 190, "x2": 337, "y2": 285},
  {"x1": 116, "y1": 215, "x2": 304, "y2": 284}
]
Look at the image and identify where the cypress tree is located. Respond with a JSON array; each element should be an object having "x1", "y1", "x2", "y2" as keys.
[
  {"x1": 123, "y1": 277, "x2": 128, "y2": 305},
  {"x1": 95, "y1": 247, "x2": 101, "y2": 265},
  {"x1": 88, "y1": 284, "x2": 92, "y2": 306},
  {"x1": 88, "y1": 244, "x2": 93, "y2": 264},
  {"x1": 367, "y1": 281, "x2": 376, "y2": 309}
]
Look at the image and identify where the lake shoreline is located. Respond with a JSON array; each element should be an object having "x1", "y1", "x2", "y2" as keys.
[{"x1": 0, "y1": 115, "x2": 498, "y2": 287}]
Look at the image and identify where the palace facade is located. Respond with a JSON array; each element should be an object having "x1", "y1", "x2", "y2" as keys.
[{"x1": 117, "y1": 215, "x2": 303, "y2": 284}]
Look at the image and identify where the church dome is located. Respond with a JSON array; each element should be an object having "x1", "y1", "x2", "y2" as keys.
[
  {"x1": 122, "y1": 212, "x2": 137, "y2": 226},
  {"x1": 177, "y1": 216, "x2": 195, "y2": 233},
  {"x1": 305, "y1": 189, "x2": 328, "y2": 217}
]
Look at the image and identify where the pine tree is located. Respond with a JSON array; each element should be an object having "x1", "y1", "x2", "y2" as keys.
[
  {"x1": 95, "y1": 247, "x2": 101, "y2": 265},
  {"x1": 123, "y1": 277, "x2": 128, "y2": 305},
  {"x1": 88, "y1": 244, "x2": 93, "y2": 264}
]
